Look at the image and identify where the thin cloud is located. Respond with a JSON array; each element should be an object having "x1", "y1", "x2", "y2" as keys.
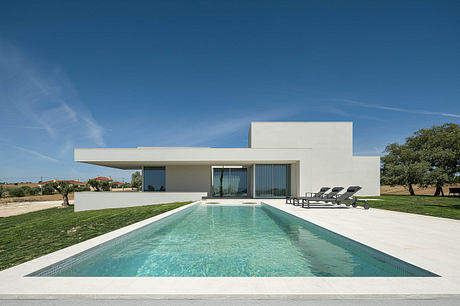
[
  {"x1": 326, "y1": 106, "x2": 386, "y2": 122},
  {"x1": 82, "y1": 116, "x2": 105, "y2": 146},
  {"x1": 0, "y1": 39, "x2": 106, "y2": 147},
  {"x1": 0, "y1": 125, "x2": 49, "y2": 130},
  {"x1": 332, "y1": 99, "x2": 460, "y2": 119},
  {"x1": 151, "y1": 107, "x2": 295, "y2": 146},
  {"x1": 4, "y1": 143, "x2": 59, "y2": 163}
]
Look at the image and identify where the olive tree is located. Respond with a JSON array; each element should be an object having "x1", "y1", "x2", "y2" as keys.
[
  {"x1": 100, "y1": 181, "x2": 110, "y2": 191},
  {"x1": 49, "y1": 181, "x2": 74, "y2": 207},
  {"x1": 87, "y1": 179, "x2": 101, "y2": 191}
]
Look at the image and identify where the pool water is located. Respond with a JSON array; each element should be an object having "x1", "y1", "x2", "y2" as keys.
[{"x1": 31, "y1": 203, "x2": 436, "y2": 277}]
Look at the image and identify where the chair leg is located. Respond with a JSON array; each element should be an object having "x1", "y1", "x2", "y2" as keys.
[
  {"x1": 352, "y1": 198, "x2": 358, "y2": 208},
  {"x1": 364, "y1": 201, "x2": 370, "y2": 210}
]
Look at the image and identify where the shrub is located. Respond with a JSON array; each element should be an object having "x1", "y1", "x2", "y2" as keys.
[
  {"x1": 75, "y1": 185, "x2": 90, "y2": 192},
  {"x1": 8, "y1": 188, "x2": 25, "y2": 197},
  {"x1": 100, "y1": 181, "x2": 110, "y2": 191},
  {"x1": 87, "y1": 179, "x2": 101, "y2": 191},
  {"x1": 42, "y1": 184, "x2": 56, "y2": 195}
]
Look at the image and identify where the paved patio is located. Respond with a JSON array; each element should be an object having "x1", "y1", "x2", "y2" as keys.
[{"x1": 0, "y1": 200, "x2": 459, "y2": 299}]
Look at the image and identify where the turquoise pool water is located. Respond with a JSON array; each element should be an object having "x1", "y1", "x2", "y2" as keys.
[{"x1": 31, "y1": 204, "x2": 436, "y2": 277}]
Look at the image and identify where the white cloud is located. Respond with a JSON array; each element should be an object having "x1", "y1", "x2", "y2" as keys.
[
  {"x1": 0, "y1": 39, "x2": 106, "y2": 149},
  {"x1": 333, "y1": 99, "x2": 460, "y2": 119},
  {"x1": 3, "y1": 142, "x2": 59, "y2": 163},
  {"x1": 150, "y1": 107, "x2": 295, "y2": 146},
  {"x1": 325, "y1": 106, "x2": 386, "y2": 122}
]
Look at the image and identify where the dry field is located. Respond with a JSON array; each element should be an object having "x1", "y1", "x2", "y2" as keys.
[
  {"x1": 381, "y1": 185, "x2": 460, "y2": 196},
  {"x1": 0, "y1": 193, "x2": 74, "y2": 205},
  {"x1": 0, "y1": 182, "x2": 39, "y2": 189}
]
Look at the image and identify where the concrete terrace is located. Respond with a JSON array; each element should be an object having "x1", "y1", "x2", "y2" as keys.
[{"x1": 0, "y1": 200, "x2": 459, "y2": 299}]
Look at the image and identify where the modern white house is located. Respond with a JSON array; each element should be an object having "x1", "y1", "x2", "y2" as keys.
[{"x1": 74, "y1": 121, "x2": 380, "y2": 211}]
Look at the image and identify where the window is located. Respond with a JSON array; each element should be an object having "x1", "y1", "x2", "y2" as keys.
[
  {"x1": 143, "y1": 167, "x2": 165, "y2": 192},
  {"x1": 255, "y1": 164, "x2": 291, "y2": 198},
  {"x1": 212, "y1": 167, "x2": 248, "y2": 197}
]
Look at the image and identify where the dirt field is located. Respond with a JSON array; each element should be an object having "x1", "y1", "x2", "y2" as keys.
[
  {"x1": 0, "y1": 182, "x2": 40, "y2": 189},
  {"x1": 0, "y1": 200, "x2": 75, "y2": 217},
  {"x1": 0, "y1": 193, "x2": 74, "y2": 205},
  {"x1": 381, "y1": 185, "x2": 460, "y2": 196}
]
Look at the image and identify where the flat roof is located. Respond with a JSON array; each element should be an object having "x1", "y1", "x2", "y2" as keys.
[{"x1": 74, "y1": 147, "x2": 311, "y2": 169}]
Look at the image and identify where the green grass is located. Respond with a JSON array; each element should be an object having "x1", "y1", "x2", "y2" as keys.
[
  {"x1": 359, "y1": 195, "x2": 460, "y2": 220},
  {"x1": 0, "y1": 201, "x2": 191, "y2": 271}
]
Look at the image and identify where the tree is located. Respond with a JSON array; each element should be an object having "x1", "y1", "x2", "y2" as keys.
[
  {"x1": 219, "y1": 167, "x2": 224, "y2": 197},
  {"x1": 131, "y1": 171, "x2": 142, "y2": 191},
  {"x1": 49, "y1": 181, "x2": 74, "y2": 207},
  {"x1": 405, "y1": 123, "x2": 460, "y2": 196},
  {"x1": 42, "y1": 184, "x2": 56, "y2": 195},
  {"x1": 87, "y1": 179, "x2": 101, "y2": 191},
  {"x1": 100, "y1": 181, "x2": 110, "y2": 191},
  {"x1": 0, "y1": 185, "x2": 4, "y2": 198},
  {"x1": 381, "y1": 143, "x2": 430, "y2": 195},
  {"x1": 381, "y1": 123, "x2": 460, "y2": 196}
]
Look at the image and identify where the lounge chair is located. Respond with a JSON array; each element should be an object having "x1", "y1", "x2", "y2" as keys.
[
  {"x1": 307, "y1": 187, "x2": 331, "y2": 198},
  {"x1": 286, "y1": 187, "x2": 330, "y2": 205},
  {"x1": 294, "y1": 187, "x2": 343, "y2": 205},
  {"x1": 302, "y1": 186, "x2": 369, "y2": 209}
]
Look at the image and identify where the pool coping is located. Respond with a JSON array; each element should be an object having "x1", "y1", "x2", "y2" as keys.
[{"x1": 1, "y1": 200, "x2": 460, "y2": 299}]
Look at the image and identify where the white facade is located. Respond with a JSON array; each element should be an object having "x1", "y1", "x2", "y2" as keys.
[{"x1": 74, "y1": 121, "x2": 379, "y2": 210}]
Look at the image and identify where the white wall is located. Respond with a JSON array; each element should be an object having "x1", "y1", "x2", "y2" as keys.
[
  {"x1": 249, "y1": 122, "x2": 379, "y2": 196},
  {"x1": 351, "y1": 156, "x2": 381, "y2": 196},
  {"x1": 74, "y1": 192, "x2": 207, "y2": 211},
  {"x1": 249, "y1": 121, "x2": 353, "y2": 155},
  {"x1": 166, "y1": 165, "x2": 211, "y2": 193}
]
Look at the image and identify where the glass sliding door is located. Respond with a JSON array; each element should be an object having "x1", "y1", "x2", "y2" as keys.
[
  {"x1": 255, "y1": 164, "x2": 291, "y2": 198},
  {"x1": 143, "y1": 167, "x2": 166, "y2": 192},
  {"x1": 212, "y1": 167, "x2": 248, "y2": 197}
]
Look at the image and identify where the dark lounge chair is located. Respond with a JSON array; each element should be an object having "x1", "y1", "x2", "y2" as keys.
[
  {"x1": 302, "y1": 186, "x2": 369, "y2": 209},
  {"x1": 292, "y1": 187, "x2": 343, "y2": 205},
  {"x1": 286, "y1": 187, "x2": 330, "y2": 204},
  {"x1": 299, "y1": 186, "x2": 344, "y2": 205}
]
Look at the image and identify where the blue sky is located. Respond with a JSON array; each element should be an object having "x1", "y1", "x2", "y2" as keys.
[{"x1": 0, "y1": 0, "x2": 459, "y2": 183}]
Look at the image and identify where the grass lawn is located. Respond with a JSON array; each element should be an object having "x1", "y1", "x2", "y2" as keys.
[
  {"x1": 0, "y1": 201, "x2": 191, "y2": 271},
  {"x1": 360, "y1": 195, "x2": 460, "y2": 220}
]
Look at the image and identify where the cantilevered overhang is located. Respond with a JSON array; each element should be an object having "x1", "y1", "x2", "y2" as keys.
[{"x1": 74, "y1": 147, "x2": 311, "y2": 169}]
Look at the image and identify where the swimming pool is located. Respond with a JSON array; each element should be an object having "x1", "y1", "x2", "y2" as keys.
[{"x1": 29, "y1": 203, "x2": 436, "y2": 277}]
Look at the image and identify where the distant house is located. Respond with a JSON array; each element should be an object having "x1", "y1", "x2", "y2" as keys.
[
  {"x1": 92, "y1": 176, "x2": 123, "y2": 186},
  {"x1": 93, "y1": 176, "x2": 112, "y2": 182}
]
